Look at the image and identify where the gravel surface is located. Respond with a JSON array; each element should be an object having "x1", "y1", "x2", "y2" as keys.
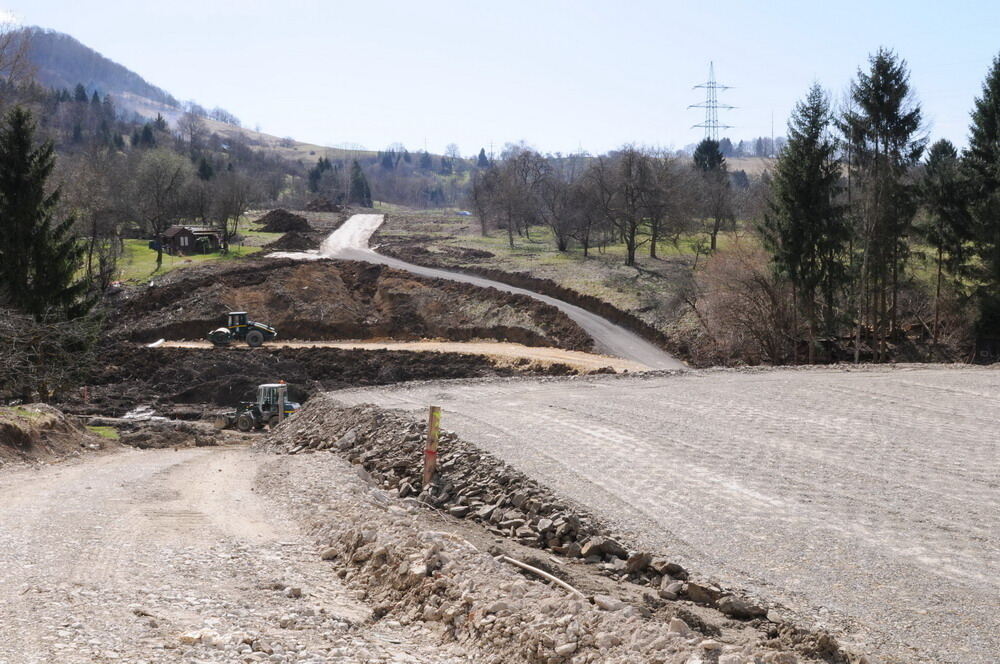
[
  {"x1": 0, "y1": 447, "x2": 471, "y2": 663},
  {"x1": 331, "y1": 364, "x2": 1000, "y2": 664},
  {"x1": 271, "y1": 214, "x2": 684, "y2": 369}
]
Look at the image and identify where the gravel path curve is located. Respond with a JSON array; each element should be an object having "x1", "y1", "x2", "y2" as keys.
[
  {"x1": 332, "y1": 365, "x2": 1000, "y2": 664},
  {"x1": 0, "y1": 447, "x2": 470, "y2": 663},
  {"x1": 270, "y1": 213, "x2": 684, "y2": 369}
]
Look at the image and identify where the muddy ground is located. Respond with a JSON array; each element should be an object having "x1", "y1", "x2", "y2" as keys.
[
  {"x1": 112, "y1": 258, "x2": 592, "y2": 352},
  {"x1": 59, "y1": 345, "x2": 579, "y2": 420}
]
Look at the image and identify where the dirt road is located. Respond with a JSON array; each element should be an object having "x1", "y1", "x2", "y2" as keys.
[
  {"x1": 332, "y1": 365, "x2": 1000, "y2": 664},
  {"x1": 0, "y1": 447, "x2": 468, "y2": 663},
  {"x1": 270, "y1": 214, "x2": 683, "y2": 370},
  {"x1": 160, "y1": 339, "x2": 648, "y2": 372}
]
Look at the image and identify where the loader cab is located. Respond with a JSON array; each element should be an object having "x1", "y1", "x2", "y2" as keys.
[
  {"x1": 257, "y1": 383, "x2": 300, "y2": 419},
  {"x1": 228, "y1": 311, "x2": 248, "y2": 330}
]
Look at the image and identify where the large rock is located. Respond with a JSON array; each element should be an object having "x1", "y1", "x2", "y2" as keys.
[{"x1": 718, "y1": 595, "x2": 767, "y2": 619}]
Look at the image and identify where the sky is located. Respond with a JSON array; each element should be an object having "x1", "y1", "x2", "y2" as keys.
[{"x1": 3, "y1": 1, "x2": 999, "y2": 156}]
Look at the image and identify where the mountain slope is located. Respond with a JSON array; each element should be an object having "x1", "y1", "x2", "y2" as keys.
[{"x1": 18, "y1": 27, "x2": 179, "y2": 109}]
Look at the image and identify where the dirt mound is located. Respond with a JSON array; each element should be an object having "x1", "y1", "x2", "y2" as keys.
[
  {"x1": 257, "y1": 209, "x2": 313, "y2": 233},
  {"x1": 304, "y1": 197, "x2": 342, "y2": 212},
  {"x1": 60, "y1": 345, "x2": 577, "y2": 418},
  {"x1": 263, "y1": 231, "x2": 320, "y2": 251},
  {"x1": 85, "y1": 415, "x2": 236, "y2": 448},
  {"x1": 111, "y1": 258, "x2": 592, "y2": 352},
  {"x1": 0, "y1": 404, "x2": 113, "y2": 465}
]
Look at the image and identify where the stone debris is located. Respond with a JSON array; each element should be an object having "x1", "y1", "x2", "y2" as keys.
[{"x1": 262, "y1": 397, "x2": 859, "y2": 664}]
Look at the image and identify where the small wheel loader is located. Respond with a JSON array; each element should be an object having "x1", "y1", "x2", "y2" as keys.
[{"x1": 215, "y1": 382, "x2": 300, "y2": 432}]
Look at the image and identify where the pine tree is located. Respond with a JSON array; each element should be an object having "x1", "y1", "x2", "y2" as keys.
[
  {"x1": 0, "y1": 108, "x2": 90, "y2": 318},
  {"x1": 140, "y1": 124, "x2": 156, "y2": 147},
  {"x1": 477, "y1": 148, "x2": 490, "y2": 168},
  {"x1": 197, "y1": 157, "x2": 215, "y2": 181},
  {"x1": 963, "y1": 53, "x2": 1000, "y2": 337},
  {"x1": 762, "y1": 84, "x2": 848, "y2": 361},
  {"x1": 73, "y1": 83, "x2": 88, "y2": 103},
  {"x1": 839, "y1": 48, "x2": 925, "y2": 361},
  {"x1": 419, "y1": 151, "x2": 433, "y2": 170},
  {"x1": 348, "y1": 160, "x2": 372, "y2": 207},
  {"x1": 920, "y1": 139, "x2": 971, "y2": 342},
  {"x1": 693, "y1": 138, "x2": 730, "y2": 250}
]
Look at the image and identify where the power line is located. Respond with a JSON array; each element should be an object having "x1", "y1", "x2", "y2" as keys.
[{"x1": 688, "y1": 61, "x2": 735, "y2": 142}]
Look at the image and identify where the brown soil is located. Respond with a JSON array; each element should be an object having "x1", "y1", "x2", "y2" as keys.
[
  {"x1": 263, "y1": 231, "x2": 320, "y2": 251},
  {"x1": 304, "y1": 197, "x2": 342, "y2": 212},
  {"x1": 60, "y1": 345, "x2": 579, "y2": 419},
  {"x1": 111, "y1": 257, "x2": 592, "y2": 352},
  {"x1": 0, "y1": 404, "x2": 114, "y2": 465},
  {"x1": 257, "y1": 208, "x2": 313, "y2": 233}
]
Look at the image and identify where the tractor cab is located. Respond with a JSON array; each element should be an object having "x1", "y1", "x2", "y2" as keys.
[
  {"x1": 224, "y1": 382, "x2": 301, "y2": 432},
  {"x1": 227, "y1": 311, "x2": 248, "y2": 330}
]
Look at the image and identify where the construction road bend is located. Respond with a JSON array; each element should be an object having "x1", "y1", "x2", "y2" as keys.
[
  {"x1": 332, "y1": 365, "x2": 1000, "y2": 664},
  {"x1": 271, "y1": 213, "x2": 684, "y2": 370}
]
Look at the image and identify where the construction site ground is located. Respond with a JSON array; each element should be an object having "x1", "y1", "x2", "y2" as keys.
[{"x1": 329, "y1": 364, "x2": 1000, "y2": 664}]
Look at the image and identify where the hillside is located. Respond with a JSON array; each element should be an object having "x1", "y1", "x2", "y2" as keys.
[{"x1": 18, "y1": 27, "x2": 180, "y2": 111}]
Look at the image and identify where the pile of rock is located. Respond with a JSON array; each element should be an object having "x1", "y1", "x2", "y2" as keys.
[{"x1": 266, "y1": 398, "x2": 768, "y2": 612}]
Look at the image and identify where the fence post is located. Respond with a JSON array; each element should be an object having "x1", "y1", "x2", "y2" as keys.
[{"x1": 422, "y1": 405, "x2": 442, "y2": 488}]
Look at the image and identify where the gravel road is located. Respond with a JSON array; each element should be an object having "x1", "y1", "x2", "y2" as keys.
[
  {"x1": 332, "y1": 365, "x2": 1000, "y2": 664},
  {"x1": 271, "y1": 214, "x2": 684, "y2": 370},
  {"x1": 0, "y1": 447, "x2": 469, "y2": 663},
  {"x1": 159, "y1": 339, "x2": 648, "y2": 372}
]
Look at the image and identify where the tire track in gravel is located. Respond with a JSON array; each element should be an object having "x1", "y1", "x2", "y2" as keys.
[{"x1": 331, "y1": 365, "x2": 1000, "y2": 664}]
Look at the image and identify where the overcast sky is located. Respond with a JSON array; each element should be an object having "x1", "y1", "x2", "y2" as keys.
[{"x1": 4, "y1": 1, "x2": 999, "y2": 156}]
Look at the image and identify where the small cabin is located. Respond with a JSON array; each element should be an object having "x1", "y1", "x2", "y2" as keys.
[{"x1": 161, "y1": 225, "x2": 221, "y2": 256}]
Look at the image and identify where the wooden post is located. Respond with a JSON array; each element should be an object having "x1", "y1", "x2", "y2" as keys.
[
  {"x1": 278, "y1": 387, "x2": 285, "y2": 423},
  {"x1": 422, "y1": 405, "x2": 442, "y2": 488}
]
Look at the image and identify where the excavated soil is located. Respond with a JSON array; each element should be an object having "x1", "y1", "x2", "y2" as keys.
[
  {"x1": 58, "y1": 345, "x2": 578, "y2": 419},
  {"x1": 111, "y1": 258, "x2": 591, "y2": 352},
  {"x1": 0, "y1": 404, "x2": 114, "y2": 465},
  {"x1": 257, "y1": 208, "x2": 314, "y2": 233},
  {"x1": 263, "y1": 231, "x2": 321, "y2": 251}
]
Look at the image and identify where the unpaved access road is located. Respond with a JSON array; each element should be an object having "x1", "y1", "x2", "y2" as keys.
[
  {"x1": 160, "y1": 339, "x2": 648, "y2": 372},
  {"x1": 271, "y1": 214, "x2": 684, "y2": 370},
  {"x1": 333, "y1": 365, "x2": 1000, "y2": 664},
  {"x1": 0, "y1": 447, "x2": 468, "y2": 663}
]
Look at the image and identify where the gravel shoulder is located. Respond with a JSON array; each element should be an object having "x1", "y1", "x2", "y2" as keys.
[
  {"x1": 0, "y1": 446, "x2": 471, "y2": 663},
  {"x1": 329, "y1": 364, "x2": 1000, "y2": 664}
]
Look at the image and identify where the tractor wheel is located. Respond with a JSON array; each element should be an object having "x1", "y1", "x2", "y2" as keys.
[
  {"x1": 269, "y1": 415, "x2": 281, "y2": 429},
  {"x1": 213, "y1": 415, "x2": 230, "y2": 430},
  {"x1": 246, "y1": 330, "x2": 264, "y2": 347},
  {"x1": 236, "y1": 412, "x2": 256, "y2": 432}
]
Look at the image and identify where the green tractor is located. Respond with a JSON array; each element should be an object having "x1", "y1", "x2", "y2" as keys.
[
  {"x1": 207, "y1": 311, "x2": 277, "y2": 347},
  {"x1": 216, "y1": 382, "x2": 301, "y2": 432}
]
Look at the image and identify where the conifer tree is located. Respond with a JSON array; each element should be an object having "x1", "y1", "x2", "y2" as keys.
[
  {"x1": 839, "y1": 48, "x2": 925, "y2": 361},
  {"x1": 762, "y1": 84, "x2": 848, "y2": 360},
  {"x1": 0, "y1": 108, "x2": 90, "y2": 318},
  {"x1": 477, "y1": 148, "x2": 490, "y2": 168},
  {"x1": 920, "y1": 139, "x2": 970, "y2": 341},
  {"x1": 963, "y1": 53, "x2": 1000, "y2": 336},
  {"x1": 348, "y1": 160, "x2": 372, "y2": 207}
]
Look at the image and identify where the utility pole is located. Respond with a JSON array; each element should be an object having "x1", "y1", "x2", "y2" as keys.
[{"x1": 688, "y1": 61, "x2": 735, "y2": 142}]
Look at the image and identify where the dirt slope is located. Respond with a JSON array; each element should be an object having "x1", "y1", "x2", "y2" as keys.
[{"x1": 112, "y1": 257, "x2": 591, "y2": 352}]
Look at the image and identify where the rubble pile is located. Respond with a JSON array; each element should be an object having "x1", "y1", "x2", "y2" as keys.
[
  {"x1": 263, "y1": 231, "x2": 320, "y2": 251},
  {"x1": 264, "y1": 396, "x2": 856, "y2": 664},
  {"x1": 257, "y1": 209, "x2": 313, "y2": 233}
]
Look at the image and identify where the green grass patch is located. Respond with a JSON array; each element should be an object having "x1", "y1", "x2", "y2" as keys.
[
  {"x1": 86, "y1": 425, "x2": 120, "y2": 440},
  {"x1": 119, "y1": 239, "x2": 262, "y2": 283},
  {"x1": 1, "y1": 406, "x2": 45, "y2": 421}
]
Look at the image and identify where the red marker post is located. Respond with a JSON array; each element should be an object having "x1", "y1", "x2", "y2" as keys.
[{"x1": 422, "y1": 405, "x2": 442, "y2": 488}]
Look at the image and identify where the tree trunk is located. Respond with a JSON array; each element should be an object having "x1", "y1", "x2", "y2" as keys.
[{"x1": 932, "y1": 246, "x2": 943, "y2": 345}]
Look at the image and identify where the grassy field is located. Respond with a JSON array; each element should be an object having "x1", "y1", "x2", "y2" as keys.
[
  {"x1": 119, "y1": 239, "x2": 263, "y2": 283},
  {"x1": 86, "y1": 425, "x2": 120, "y2": 440}
]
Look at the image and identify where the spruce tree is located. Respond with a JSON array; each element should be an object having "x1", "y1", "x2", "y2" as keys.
[
  {"x1": 920, "y1": 139, "x2": 970, "y2": 341},
  {"x1": 693, "y1": 138, "x2": 730, "y2": 250},
  {"x1": 477, "y1": 148, "x2": 490, "y2": 168},
  {"x1": 963, "y1": 53, "x2": 1000, "y2": 336},
  {"x1": 762, "y1": 84, "x2": 848, "y2": 360},
  {"x1": 0, "y1": 108, "x2": 90, "y2": 318},
  {"x1": 348, "y1": 160, "x2": 372, "y2": 207},
  {"x1": 73, "y1": 83, "x2": 88, "y2": 103},
  {"x1": 839, "y1": 48, "x2": 925, "y2": 361}
]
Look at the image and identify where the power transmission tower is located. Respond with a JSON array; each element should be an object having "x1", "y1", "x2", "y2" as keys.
[{"x1": 688, "y1": 61, "x2": 734, "y2": 141}]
